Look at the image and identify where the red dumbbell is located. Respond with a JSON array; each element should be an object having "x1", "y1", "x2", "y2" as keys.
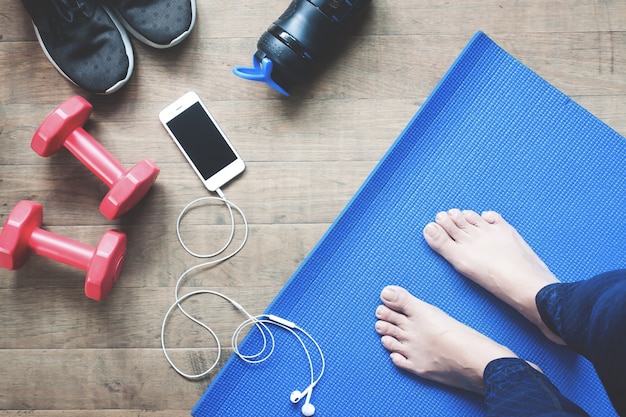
[
  {"x1": 0, "y1": 200, "x2": 127, "y2": 301},
  {"x1": 31, "y1": 96, "x2": 160, "y2": 220}
]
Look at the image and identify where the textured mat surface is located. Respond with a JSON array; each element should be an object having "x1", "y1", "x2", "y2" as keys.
[{"x1": 193, "y1": 32, "x2": 625, "y2": 416}]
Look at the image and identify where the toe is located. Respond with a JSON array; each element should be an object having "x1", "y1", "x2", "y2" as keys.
[
  {"x1": 389, "y1": 351, "x2": 411, "y2": 369},
  {"x1": 375, "y1": 304, "x2": 408, "y2": 327},
  {"x1": 448, "y1": 208, "x2": 472, "y2": 230},
  {"x1": 423, "y1": 220, "x2": 458, "y2": 259},
  {"x1": 434, "y1": 210, "x2": 468, "y2": 241},
  {"x1": 381, "y1": 334, "x2": 405, "y2": 353},
  {"x1": 380, "y1": 286, "x2": 422, "y2": 318},
  {"x1": 375, "y1": 320, "x2": 406, "y2": 341},
  {"x1": 462, "y1": 210, "x2": 484, "y2": 226},
  {"x1": 481, "y1": 210, "x2": 505, "y2": 224}
]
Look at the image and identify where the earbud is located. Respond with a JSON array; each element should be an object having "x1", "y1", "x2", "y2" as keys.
[
  {"x1": 301, "y1": 402, "x2": 316, "y2": 417},
  {"x1": 290, "y1": 389, "x2": 306, "y2": 403},
  {"x1": 290, "y1": 384, "x2": 316, "y2": 416}
]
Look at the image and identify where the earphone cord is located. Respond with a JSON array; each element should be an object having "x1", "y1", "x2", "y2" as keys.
[
  {"x1": 233, "y1": 315, "x2": 326, "y2": 388},
  {"x1": 161, "y1": 189, "x2": 325, "y2": 385}
]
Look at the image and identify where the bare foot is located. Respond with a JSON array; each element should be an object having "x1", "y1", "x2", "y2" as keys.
[
  {"x1": 375, "y1": 286, "x2": 519, "y2": 394},
  {"x1": 423, "y1": 209, "x2": 564, "y2": 344}
]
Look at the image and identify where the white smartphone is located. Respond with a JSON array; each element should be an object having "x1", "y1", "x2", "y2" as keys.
[{"x1": 159, "y1": 92, "x2": 245, "y2": 192}]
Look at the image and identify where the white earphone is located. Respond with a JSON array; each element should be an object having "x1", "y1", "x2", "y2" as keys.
[
  {"x1": 235, "y1": 314, "x2": 325, "y2": 416},
  {"x1": 290, "y1": 382, "x2": 317, "y2": 416},
  {"x1": 161, "y1": 192, "x2": 326, "y2": 416}
]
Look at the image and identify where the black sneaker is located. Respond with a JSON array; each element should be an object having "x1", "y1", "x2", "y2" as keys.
[
  {"x1": 106, "y1": 0, "x2": 196, "y2": 49},
  {"x1": 22, "y1": 0, "x2": 134, "y2": 94}
]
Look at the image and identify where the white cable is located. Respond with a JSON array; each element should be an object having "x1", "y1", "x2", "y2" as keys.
[
  {"x1": 161, "y1": 292, "x2": 326, "y2": 384},
  {"x1": 175, "y1": 191, "x2": 242, "y2": 259},
  {"x1": 162, "y1": 189, "x2": 250, "y2": 379},
  {"x1": 161, "y1": 289, "x2": 272, "y2": 379},
  {"x1": 172, "y1": 191, "x2": 249, "y2": 303},
  {"x1": 233, "y1": 315, "x2": 326, "y2": 388},
  {"x1": 161, "y1": 189, "x2": 325, "y2": 399}
]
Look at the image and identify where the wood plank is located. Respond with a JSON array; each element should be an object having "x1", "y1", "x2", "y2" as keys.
[
  {"x1": 3, "y1": 32, "x2": 626, "y2": 104},
  {"x1": 0, "y1": 286, "x2": 285, "y2": 348},
  {"x1": 0, "y1": 161, "x2": 374, "y2": 224},
  {"x1": 0, "y1": 348, "x2": 220, "y2": 410},
  {"x1": 0, "y1": 222, "x2": 329, "y2": 290},
  {"x1": 2, "y1": 1, "x2": 625, "y2": 42}
]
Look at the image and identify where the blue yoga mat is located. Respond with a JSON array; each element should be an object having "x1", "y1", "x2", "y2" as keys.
[{"x1": 193, "y1": 32, "x2": 625, "y2": 416}]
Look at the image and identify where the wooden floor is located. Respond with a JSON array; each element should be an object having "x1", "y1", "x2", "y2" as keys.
[{"x1": 1, "y1": 0, "x2": 625, "y2": 415}]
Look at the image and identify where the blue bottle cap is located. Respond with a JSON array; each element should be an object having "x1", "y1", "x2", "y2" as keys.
[{"x1": 233, "y1": 56, "x2": 290, "y2": 96}]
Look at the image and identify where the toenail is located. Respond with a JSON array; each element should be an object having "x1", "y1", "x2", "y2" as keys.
[
  {"x1": 382, "y1": 286, "x2": 398, "y2": 301},
  {"x1": 424, "y1": 223, "x2": 439, "y2": 238}
]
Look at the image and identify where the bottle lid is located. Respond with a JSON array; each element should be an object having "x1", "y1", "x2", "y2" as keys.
[{"x1": 233, "y1": 56, "x2": 290, "y2": 96}]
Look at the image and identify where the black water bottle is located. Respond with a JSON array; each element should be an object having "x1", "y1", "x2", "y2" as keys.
[{"x1": 233, "y1": 0, "x2": 372, "y2": 95}]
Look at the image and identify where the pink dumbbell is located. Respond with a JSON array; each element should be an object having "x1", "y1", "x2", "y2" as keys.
[
  {"x1": 31, "y1": 96, "x2": 160, "y2": 220},
  {"x1": 0, "y1": 200, "x2": 126, "y2": 301}
]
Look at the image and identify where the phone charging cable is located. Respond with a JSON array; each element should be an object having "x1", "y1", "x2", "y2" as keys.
[{"x1": 161, "y1": 188, "x2": 247, "y2": 378}]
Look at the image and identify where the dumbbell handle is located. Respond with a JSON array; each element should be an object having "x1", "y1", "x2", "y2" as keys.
[
  {"x1": 29, "y1": 227, "x2": 94, "y2": 271},
  {"x1": 64, "y1": 127, "x2": 126, "y2": 187}
]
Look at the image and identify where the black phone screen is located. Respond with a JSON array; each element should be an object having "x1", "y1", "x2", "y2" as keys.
[{"x1": 166, "y1": 102, "x2": 238, "y2": 180}]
